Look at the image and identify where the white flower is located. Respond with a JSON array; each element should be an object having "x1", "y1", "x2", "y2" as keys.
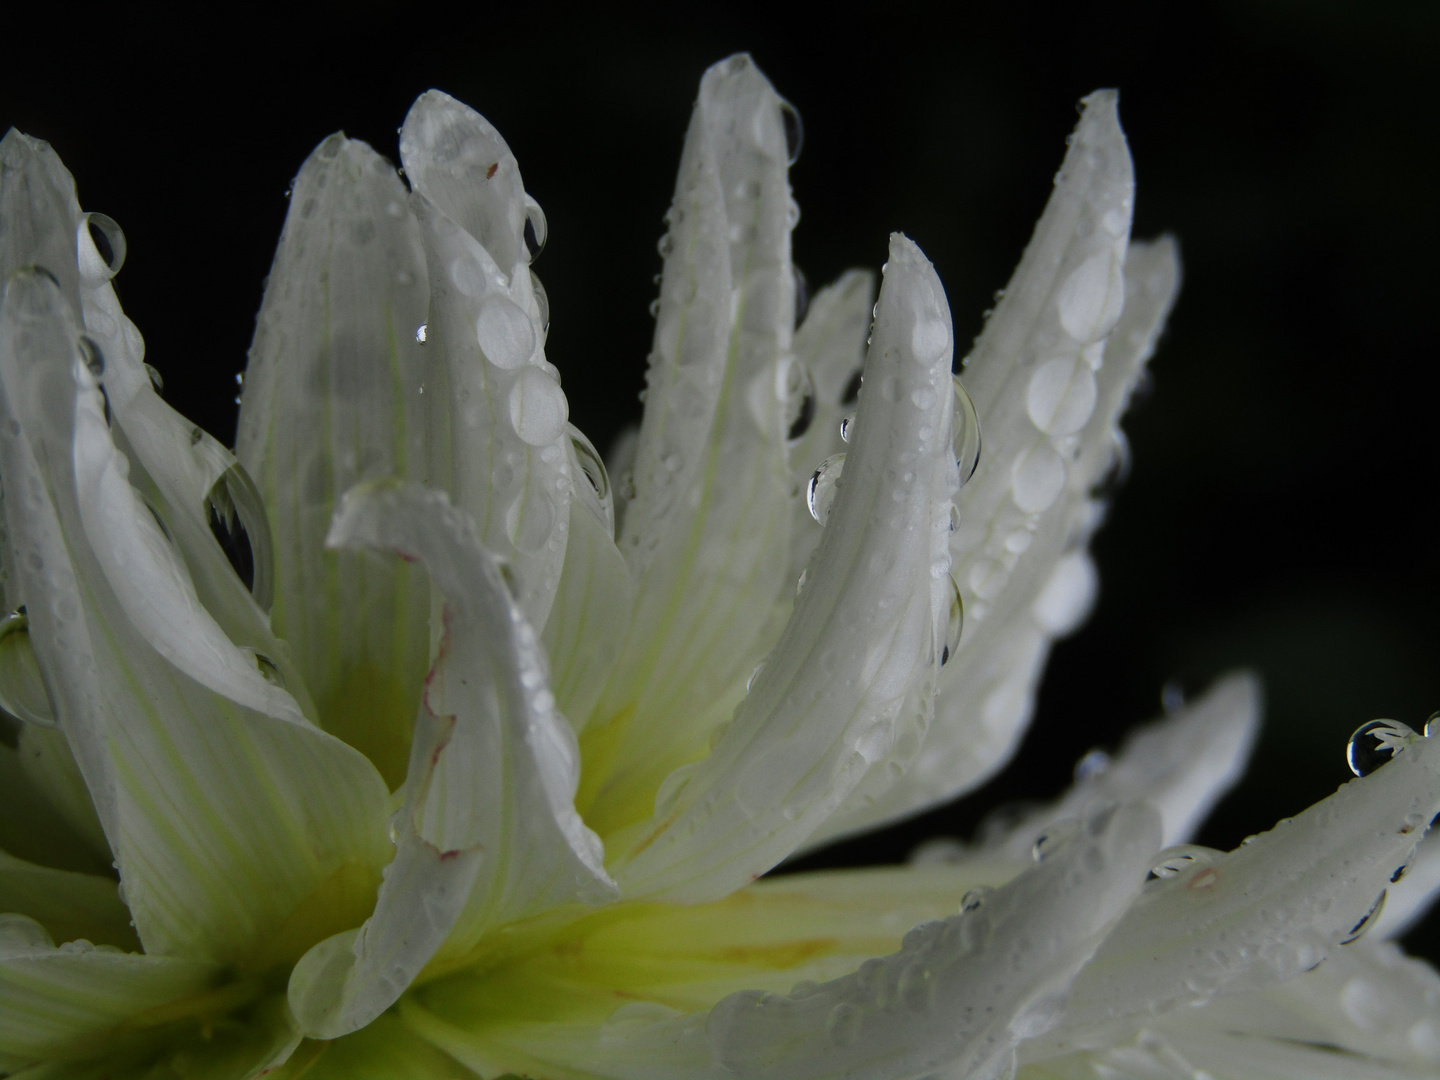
[{"x1": 0, "y1": 52, "x2": 1437, "y2": 1080}]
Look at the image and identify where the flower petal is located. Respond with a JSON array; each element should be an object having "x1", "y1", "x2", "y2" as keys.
[
  {"x1": 1376, "y1": 829, "x2": 1440, "y2": 941},
  {"x1": 0, "y1": 725, "x2": 110, "y2": 874},
  {"x1": 0, "y1": 912, "x2": 219, "y2": 1071},
  {"x1": 978, "y1": 671, "x2": 1260, "y2": 859},
  {"x1": 0, "y1": 132, "x2": 83, "y2": 311},
  {"x1": 276, "y1": 1014, "x2": 476, "y2": 1080},
  {"x1": 290, "y1": 480, "x2": 615, "y2": 1038},
  {"x1": 401, "y1": 93, "x2": 573, "y2": 631},
  {"x1": 0, "y1": 269, "x2": 391, "y2": 963},
  {"x1": 542, "y1": 456, "x2": 637, "y2": 733},
  {"x1": 815, "y1": 229, "x2": 1181, "y2": 847},
  {"x1": 576, "y1": 54, "x2": 799, "y2": 836},
  {"x1": 0, "y1": 850, "x2": 137, "y2": 951},
  {"x1": 603, "y1": 234, "x2": 958, "y2": 903},
  {"x1": 1029, "y1": 732, "x2": 1440, "y2": 1058},
  {"x1": 403, "y1": 804, "x2": 1158, "y2": 1080},
  {"x1": 237, "y1": 133, "x2": 432, "y2": 787}
]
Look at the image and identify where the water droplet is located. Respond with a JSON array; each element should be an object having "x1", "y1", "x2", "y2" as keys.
[
  {"x1": 522, "y1": 194, "x2": 547, "y2": 262},
  {"x1": 0, "y1": 608, "x2": 58, "y2": 728},
  {"x1": 1149, "y1": 845, "x2": 1213, "y2": 880},
  {"x1": 569, "y1": 425, "x2": 614, "y2": 535},
  {"x1": 960, "y1": 886, "x2": 991, "y2": 913},
  {"x1": 657, "y1": 233, "x2": 674, "y2": 258},
  {"x1": 413, "y1": 323, "x2": 428, "y2": 345},
  {"x1": 1347, "y1": 719, "x2": 1419, "y2": 777},
  {"x1": 144, "y1": 364, "x2": 164, "y2": 393},
  {"x1": 79, "y1": 212, "x2": 127, "y2": 282},
  {"x1": 1031, "y1": 820, "x2": 1080, "y2": 863},
  {"x1": 807, "y1": 453, "x2": 845, "y2": 524},
  {"x1": 387, "y1": 808, "x2": 404, "y2": 845},
  {"x1": 1341, "y1": 889, "x2": 1387, "y2": 945},
  {"x1": 1057, "y1": 250, "x2": 1124, "y2": 344},
  {"x1": 648, "y1": 297, "x2": 662, "y2": 318},
  {"x1": 1026, "y1": 355, "x2": 1098, "y2": 436},
  {"x1": 838, "y1": 414, "x2": 855, "y2": 444},
  {"x1": 825, "y1": 1002, "x2": 859, "y2": 1047},
  {"x1": 475, "y1": 295, "x2": 537, "y2": 370},
  {"x1": 795, "y1": 568, "x2": 808, "y2": 598},
  {"x1": 940, "y1": 574, "x2": 962, "y2": 666},
  {"x1": 529, "y1": 271, "x2": 550, "y2": 342},
  {"x1": 1074, "y1": 748, "x2": 1110, "y2": 783},
  {"x1": 243, "y1": 648, "x2": 284, "y2": 687},
  {"x1": 1425, "y1": 711, "x2": 1440, "y2": 738},
  {"x1": 910, "y1": 317, "x2": 950, "y2": 364},
  {"x1": 508, "y1": 368, "x2": 568, "y2": 447},
  {"x1": 779, "y1": 99, "x2": 804, "y2": 165},
  {"x1": 205, "y1": 463, "x2": 275, "y2": 611},
  {"x1": 840, "y1": 368, "x2": 863, "y2": 407},
  {"x1": 1010, "y1": 443, "x2": 1065, "y2": 513},
  {"x1": 747, "y1": 660, "x2": 767, "y2": 693},
  {"x1": 77, "y1": 336, "x2": 104, "y2": 377},
  {"x1": 98, "y1": 385, "x2": 112, "y2": 427},
  {"x1": 793, "y1": 265, "x2": 810, "y2": 327},
  {"x1": 952, "y1": 375, "x2": 981, "y2": 486},
  {"x1": 785, "y1": 362, "x2": 816, "y2": 442}
]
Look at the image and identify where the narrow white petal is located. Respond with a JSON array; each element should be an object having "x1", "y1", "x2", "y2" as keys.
[
  {"x1": 0, "y1": 913, "x2": 218, "y2": 1071},
  {"x1": 1377, "y1": 828, "x2": 1440, "y2": 942},
  {"x1": 542, "y1": 463, "x2": 637, "y2": 733},
  {"x1": 236, "y1": 133, "x2": 432, "y2": 786},
  {"x1": 605, "y1": 234, "x2": 958, "y2": 902},
  {"x1": 1030, "y1": 733, "x2": 1440, "y2": 1058},
  {"x1": 292, "y1": 480, "x2": 616, "y2": 1037},
  {"x1": 0, "y1": 270, "x2": 391, "y2": 963},
  {"x1": 0, "y1": 850, "x2": 136, "y2": 951},
  {"x1": 980, "y1": 672, "x2": 1260, "y2": 860},
  {"x1": 576, "y1": 54, "x2": 799, "y2": 840},
  {"x1": 0, "y1": 131, "x2": 84, "y2": 311},
  {"x1": 814, "y1": 229, "x2": 1181, "y2": 846},
  {"x1": 785, "y1": 270, "x2": 877, "y2": 588},
  {"x1": 405, "y1": 804, "x2": 1158, "y2": 1080}
]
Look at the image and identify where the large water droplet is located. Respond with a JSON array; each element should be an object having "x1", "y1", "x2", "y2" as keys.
[
  {"x1": 475, "y1": 295, "x2": 536, "y2": 370},
  {"x1": 508, "y1": 368, "x2": 568, "y2": 447},
  {"x1": 1031, "y1": 820, "x2": 1080, "y2": 863},
  {"x1": 940, "y1": 574, "x2": 962, "y2": 666},
  {"x1": 1026, "y1": 355, "x2": 1098, "y2": 436},
  {"x1": 779, "y1": 99, "x2": 804, "y2": 165},
  {"x1": 793, "y1": 265, "x2": 810, "y2": 328},
  {"x1": 1341, "y1": 889, "x2": 1387, "y2": 945},
  {"x1": 807, "y1": 453, "x2": 845, "y2": 524},
  {"x1": 952, "y1": 375, "x2": 981, "y2": 486},
  {"x1": 0, "y1": 608, "x2": 58, "y2": 728},
  {"x1": 784, "y1": 361, "x2": 816, "y2": 442},
  {"x1": 240, "y1": 647, "x2": 284, "y2": 688},
  {"x1": 522, "y1": 194, "x2": 548, "y2": 262},
  {"x1": 1057, "y1": 250, "x2": 1124, "y2": 344},
  {"x1": 78, "y1": 212, "x2": 127, "y2": 283},
  {"x1": 569, "y1": 425, "x2": 614, "y2": 535},
  {"x1": 205, "y1": 463, "x2": 275, "y2": 611},
  {"x1": 1347, "y1": 719, "x2": 1419, "y2": 777},
  {"x1": 529, "y1": 270, "x2": 550, "y2": 343}
]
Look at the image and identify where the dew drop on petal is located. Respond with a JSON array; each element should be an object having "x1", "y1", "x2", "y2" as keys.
[
  {"x1": 1026, "y1": 355, "x2": 1098, "y2": 436},
  {"x1": 508, "y1": 368, "x2": 569, "y2": 447},
  {"x1": 1347, "y1": 719, "x2": 1419, "y2": 777},
  {"x1": 793, "y1": 264, "x2": 810, "y2": 328},
  {"x1": 779, "y1": 98, "x2": 804, "y2": 165},
  {"x1": 1056, "y1": 250, "x2": 1124, "y2": 344},
  {"x1": 240, "y1": 647, "x2": 284, "y2": 688},
  {"x1": 1341, "y1": 889, "x2": 1387, "y2": 945},
  {"x1": 807, "y1": 453, "x2": 845, "y2": 525},
  {"x1": 144, "y1": 364, "x2": 164, "y2": 393},
  {"x1": 960, "y1": 886, "x2": 991, "y2": 913},
  {"x1": 795, "y1": 568, "x2": 808, "y2": 598},
  {"x1": 77, "y1": 336, "x2": 104, "y2": 377},
  {"x1": 475, "y1": 295, "x2": 536, "y2": 370},
  {"x1": 839, "y1": 414, "x2": 855, "y2": 444},
  {"x1": 910, "y1": 317, "x2": 950, "y2": 364},
  {"x1": 78, "y1": 211, "x2": 127, "y2": 282},
  {"x1": 1425, "y1": 711, "x2": 1440, "y2": 738},
  {"x1": 529, "y1": 270, "x2": 550, "y2": 342},
  {"x1": 205, "y1": 463, "x2": 275, "y2": 611},
  {"x1": 1149, "y1": 845, "x2": 1213, "y2": 880},
  {"x1": 0, "y1": 608, "x2": 58, "y2": 728},
  {"x1": 747, "y1": 659, "x2": 767, "y2": 693},
  {"x1": 522, "y1": 194, "x2": 548, "y2": 263},
  {"x1": 1031, "y1": 820, "x2": 1080, "y2": 863},
  {"x1": 952, "y1": 375, "x2": 981, "y2": 486},
  {"x1": 569, "y1": 425, "x2": 614, "y2": 535},
  {"x1": 1011, "y1": 443, "x2": 1065, "y2": 513},
  {"x1": 1074, "y1": 748, "x2": 1111, "y2": 783},
  {"x1": 415, "y1": 323, "x2": 428, "y2": 345},
  {"x1": 940, "y1": 574, "x2": 962, "y2": 666}
]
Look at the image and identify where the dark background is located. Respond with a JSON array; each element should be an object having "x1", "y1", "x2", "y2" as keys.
[{"x1": 5, "y1": 2, "x2": 1439, "y2": 958}]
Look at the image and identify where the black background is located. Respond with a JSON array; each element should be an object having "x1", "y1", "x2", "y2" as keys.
[{"x1": 5, "y1": 2, "x2": 1440, "y2": 959}]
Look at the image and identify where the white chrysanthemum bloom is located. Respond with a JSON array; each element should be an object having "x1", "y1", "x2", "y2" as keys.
[{"x1": 0, "y1": 52, "x2": 1437, "y2": 1080}]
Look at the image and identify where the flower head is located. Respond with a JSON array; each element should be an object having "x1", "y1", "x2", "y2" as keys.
[{"x1": 1, "y1": 53, "x2": 1438, "y2": 1080}]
